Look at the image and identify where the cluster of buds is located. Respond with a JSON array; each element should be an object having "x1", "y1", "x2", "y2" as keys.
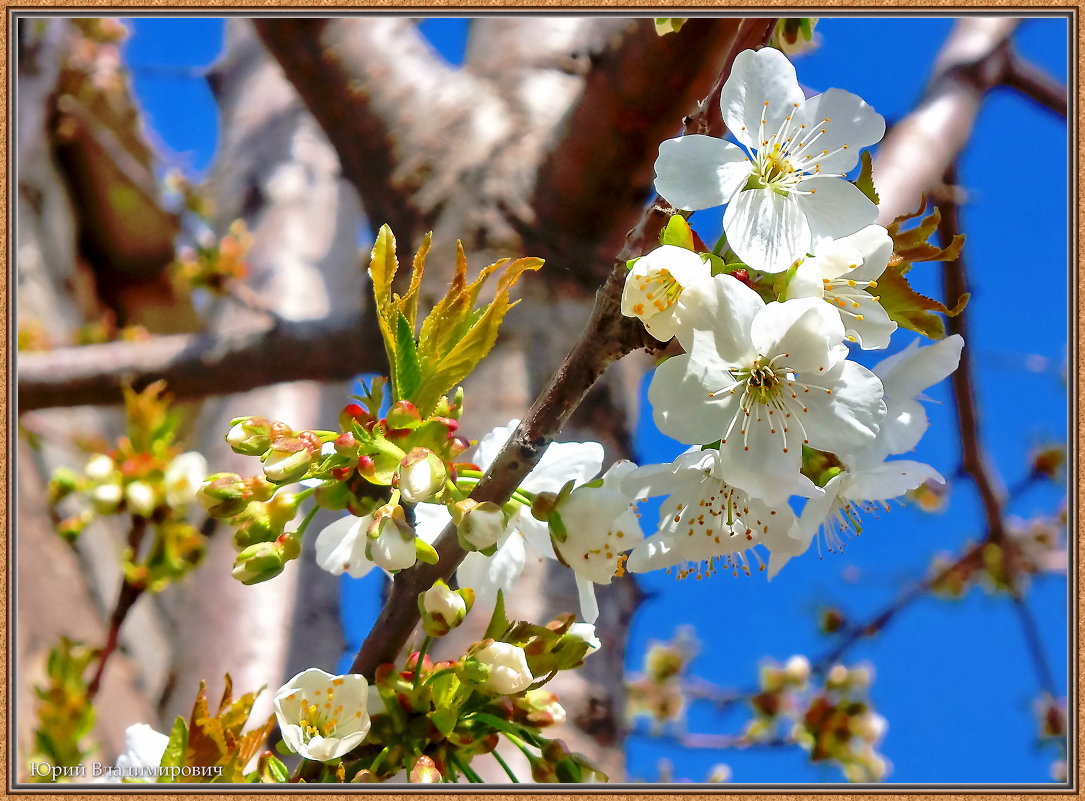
[
  {"x1": 172, "y1": 219, "x2": 253, "y2": 296},
  {"x1": 209, "y1": 378, "x2": 473, "y2": 586},
  {"x1": 627, "y1": 627, "x2": 697, "y2": 733},
  {"x1": 745, "y1": 659, "x2": 888, "y2": 782},
  {"x1": 47, "y1": 384, "x2": 209, "y2": 592},
  {"x1": 328, "y1": 605, "x2": 600, "y2": 783}
]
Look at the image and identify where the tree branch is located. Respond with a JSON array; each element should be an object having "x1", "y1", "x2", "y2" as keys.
[
  {"x1": 1001, "y1": 54, "x2": 1067, "y2": 117},
  {"x1": 873, "y1": 17, "x2": 1020, "y2": 223},
  {"x1": 526, "y1": 18, "x2": 749, "y2": 277},
  {"x1": 17, "y1": 312, "x2": 384, "y2": 412},
  {"x1": 252, "y1": 19, "x2": 481, "y2": 241}
]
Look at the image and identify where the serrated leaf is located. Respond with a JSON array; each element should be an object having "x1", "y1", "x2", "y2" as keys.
[
  {"x1": 394, "y1": 312, "x2": 422, "y2": 400},
  {"x1": 659, "y1": 215, "x2": 695, "y2": 250},
  {"x1": 483, "y1": 589, "x2": 511, "y2": 641},
  {"x1": 368, "y1": 224, "x2": 399, "y2": 309},
  {"x1": 877, "y1": 263, "x2": 969, "y2": 339},
  {"x1": 400, "y1": 231, "x2": 431, "y2": 332},
  {"x1": 853, "y1": 151, "x2": 879, "y2": 206}
]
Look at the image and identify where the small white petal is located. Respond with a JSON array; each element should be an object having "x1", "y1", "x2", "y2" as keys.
[{"x1": 791, "y1": 88, "x2": 885, "y2": 175}]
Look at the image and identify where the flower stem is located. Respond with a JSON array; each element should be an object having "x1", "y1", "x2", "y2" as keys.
[
  {"x1": 449, "y1": 752, "x2": 482, "y2": 783},
  {"x1": 412, "y1": 636, "x2": 433, "y2": 691},
  {"x1": 491, "y1": 749, "x2": 520, "y2": 783}
]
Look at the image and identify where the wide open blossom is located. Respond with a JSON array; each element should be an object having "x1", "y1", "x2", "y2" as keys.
[
  {"x1": 769, "y1": 459, "x2": 945, "y2": 578},
  {"x1": 654, "y1": 47, "x2": 885, "y2": 273},
  {"x1": 622, "y1": 447, "x2": 803, "y2": 579},
  {"x1": 621, "y1": 245, "x2": 714, "y2": 346},
  {"x1": 786, "y1": 225, "x2": 897, "y2": 349},
  {"x1": 414, "y1": 420, "x2": 604, "y2": 608},
  {"x1": 274, "y1": 668, "x2": 371, "y2": 762},
  {"x1": 649, "y1": 274, "x2": 886, "y2": 504}
]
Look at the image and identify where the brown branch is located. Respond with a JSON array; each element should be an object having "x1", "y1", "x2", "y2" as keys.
[
  {"x1": 253, "y1": 19, "x2": 479, "y2": 242},
  {"x1": 526, "y1": 19, "x2": 755, "y2": 277},
  {"x1": 937, "y1": 164, "x2": 1006, "y2": 543},
  {"x1": 1001, "y1": 54, "x2": 1067, "y2": 117},
  {"x1": 873, "y1": 18, "x2": 1020, "y2": 223},
  {"x1": 18, "y1": 311, "x2": 384, "y2": 412}
]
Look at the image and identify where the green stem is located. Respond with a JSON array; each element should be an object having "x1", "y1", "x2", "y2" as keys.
[
  {"x1": 295, "y1": 503, "x2": 320, "y2": 538},
  {"x1": 449, "y1": 753, "x2": 482, "y2": 783},
  {"x1": 413, "y1": 636, "x2": 433, "y2": 691},
  {"x1": 491, "y1": 749, "x2": 520, "y2": 783}
]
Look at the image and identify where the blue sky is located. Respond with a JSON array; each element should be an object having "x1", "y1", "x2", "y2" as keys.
[{"x1": 121, "y1": 16, "x2": 1069, "y2": 783}]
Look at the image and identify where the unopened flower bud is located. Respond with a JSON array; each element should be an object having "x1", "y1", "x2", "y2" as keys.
[
  {"x1": 784, "y1": 655, "x2": 811, "y2": 685},
  {"x1": 90, "y1": 482, "x2": 123, "y2": 513},
  {"x1": 366, "y1": 505, "x2": 417, "y2": 572},
  {"x1": 568, "y1": 623, "x2": 602, "y2": 656},
  {"x1": 511, "y1": 689, "x2": 566, "y2": 728},
  {"x1": 84, "y1": 453, "x2": 116, "y2": 482},
  {"x1": 826, "y1": 663, "x2": 850, "y2": 689},
  {"x1": 56, "y1": 511, "x2": 93, "y2": 543},
  {"x1": 419, "y1": 580, "x2": 473, "y2": 637},
  {"x1": 334, "y1": 431, "x2": 357, "y2": 456},
  {"x1": 48, "y1": 467, "x2": 80, "y2": 505},
  {"x1": 262, "y1": 437, "x2": 317, "y2": 483},
  {"x1": 125, "y1": 480, "x2": 158, "y2": 517},
  {"x1": 198, "y1": 472, "x2": 251, "y2": 518},
  {"x1": 473, "y1": 641, "x2": 533, "y2": 695},
  {"x1": 530, "y1": 491, "x2": 560, "y2": 523},
  {"x1": 396, "y1": 448, "x2": 447, "y2": 504},
  {"x1": 453, "y1": 499, "x2": 507, "y2": 551},
  {"x1": 232, "y1": 541, "x2": 288, "y2": 585},
  {"x1": 852, "y1": 711, "x2": 887, "y2": 743},
  {"x1": 386, "y1": 400, "x2": 421, "y2": 430},
  {"x1": 848, "y1": 665, "x2": 873, "y2": 689},
  {"x1": 226, "y1": 416, "x2": 274, "y2": 456},
  {"x1": 409, "y1": 755, "x2": 441, "y2": 783}
]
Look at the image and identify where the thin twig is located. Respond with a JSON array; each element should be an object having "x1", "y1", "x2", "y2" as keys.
[
  {"x1": 87, "y1": 517, "x2": 148, "y2": 699},
  {"x1": 1001, "y1": 55, "x2": 1067, "y2": 117}
]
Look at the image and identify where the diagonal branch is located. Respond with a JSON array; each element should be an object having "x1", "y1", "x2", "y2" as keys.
[
  {"x1": 252, "y1": 19, "x2": 481, "y2": 241},
  {"x1": 17, "y1": 312, "x2": 384, "y2": 412},
  {"x1": 526, "y1": 18, "x2": 751, "y2": 278}
]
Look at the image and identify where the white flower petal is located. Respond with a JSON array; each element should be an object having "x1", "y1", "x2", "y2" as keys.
[
  {"x1": 724, "y1": 187, "x2": 811, "y2": 273},
  {"x1": 315, "y1": 515, "x2": 374, "y2": 579},
  {"x1": 648, "y1": 350, "x2": 738, "y2": 445},
  {"x1": 719, "y1": 47, "x2": 805, "y2": 149},
  {"x1": 836, "y1": 224, "x2": 893, "y2": 281},
  {"x1": 844, "y1": 294, "x2": 896, "y2": 350},
  {"x1": 791, "y1": 88, "x2": 885, "y2": 175},
  {"x1": 794, "y1": 177, "x2": 879, "y2": 245},
  {"x1": 844, "y1": 460, "x2": 944, "y2": 501},
  {"x1": 575, "y1": 574, "x2": 601, "y2": 624},
  {"x1": 803, "y1": 360, "x2": 886, "y2": 456},
  {"x1": 654, "y1": 135, "x2": 750, "y2": 211},
  {"x1": 456, "y1": 533, "x2": 528, "y2": 608},
  {"x1": 875, "y1": 335, "x2": 965, "y2": 401},
  {"x1": 751, "y1": 298, "x2": 844, "y2": 373}
]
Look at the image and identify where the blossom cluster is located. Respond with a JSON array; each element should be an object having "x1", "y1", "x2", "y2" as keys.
[{"x1": 614, "y1": 46, "x2": 964, "y2": 583}]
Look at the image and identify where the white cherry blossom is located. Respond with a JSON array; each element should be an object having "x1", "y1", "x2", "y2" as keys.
[
  {"x1": 786, "y1": 225, "x2": 897, "y2": 349},
  {"x1": 648, "y1": 275, "x2": 886, "y2": 504},
  {"x1": 769, "y1": 459, "x2": 944, "y2": 578},
  {"x1": 654, "y1": 47, "x2": 884, "y2": 273},
  {"x1": 621, "y1": 245, "x2": 714, "y2": 346},
  {"x1": 623, "y1": 446, "x2": 802, "y2": 579},
  {"x1": 552, "y1": 461, "x2": 641, "y2": 623},
  {"x1": 274, "y1": 668, "x2": 371, "y2": 762}
]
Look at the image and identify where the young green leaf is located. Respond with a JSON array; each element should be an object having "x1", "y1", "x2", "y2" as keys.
[{"x1": 394, "y1": 312, "x2": 422, "y2": 400}]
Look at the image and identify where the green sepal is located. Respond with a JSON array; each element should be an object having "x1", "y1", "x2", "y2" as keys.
[
  {"x1": 415, "y1": 538, "x2": 439, "y2": 565},
  {"x1": 852, "y1": 151, "x2": 880, "y2": 206},
  {"x1": 430, "y1": 709, "x2": 459, "y2": 738}
]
